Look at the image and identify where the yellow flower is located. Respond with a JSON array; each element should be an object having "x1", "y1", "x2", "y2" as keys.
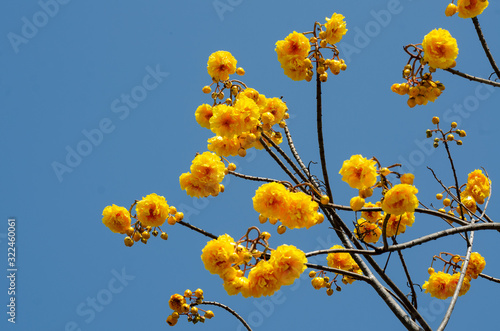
[
  {"x1": 207, "y1": 135, "x2": 241, "y2": 157},
  {"x1": 195, "y1": 104, "x2": 213, "y2": 129},
  {"x1": 466, "y1": 252, "x2": 486, "y2": 279},
  {"x1": 350, "y1": 196, "x2": 365, "y2": 212},
  {"x1": 240, "y1": 88, "x2": 260, "y2": 103},
  {"x1": 381, "y1": 184, "x2": 419, "y2": 216},
  {"x1": 259, "y1": 98, "x2": 288, "y2": 126},
  {"x1": 252, "y1": 182, "x2": 289, "y2": 219},
  {"x1": 209, "y1": 104, "x2": 241, "y2": 138},
  {"x1": 464, "y1": 169, "x2": 490, "y2": 204},
  {"x1": 168, "y1": 294, "x2": 186, "y2": 313},
  {"x1": 324, "y1": 13, "x2": 348, "y2": 44},
  {"x1": 248, "y1": 260, "x2": 281, "y2": 297},
  {"x1": 102, "y1": 204, "x2": 131, "y2": 234},
  {"x1": 180, "y1": 152, "x2": 225, "y2": 198},
  {"x1": 269, "y1": 245, "x2": 307, "y2": 286},
  {"x1": 223, "y1": 276, "x2": 250, "y2": 297},
  {"x1": 354, "y1": 218, "x2": 381, "y2": 243},
  {"x1": 201, "y1": 234, "x2": 236, "y2": 278},
  {"x1": 233, "y1": 96, "x2": 260, "y2": 133},
  {"x1": 280, "y1": 191, "x2": 321, "y2": 229},
  {"x1": 422, "y1": 28, "x2": 459, "y2": 69},
  {"x1": 275, "y1": 31, "x2": 310, "y2": 63},
  {"x1": 281, "y1": 55, "x2": 311, "y2": 81},
  {"x1": 400, "y1": 173, "x2": 415, "y2": 185},
  {"x1": 361, "y1": 202, "x2": 382, "y2": 223},
  {"x1": 207, "y1": 50, "x2": 237, "y2": 81},
  {"x1": 326, "y1": 245, "x2": 362, "y2": 284},
  {"x1": 423, "y1": 271, "x2": 451, "y2": 299},
  {"x1": 339, "y1": 154, "x2": 378, "y2": 190},
  {"x1": 457, "y1": 0, "x2": 489, "y2": 18},
  {"x1": 136, "y1": 193, "x2": 169, "y2": 227},
  {"x1": 384, "y1": 212, "x2": 415, "y2": 237},
  {"x1": 190, "y1": 151, "x2": 226, "y2": 184},
  {"x1": 446, "y1": 273, "x2": 471, "y2": 297},
  {"x1": 459, "y1": 192, "x2": 477, "y2": 214}
]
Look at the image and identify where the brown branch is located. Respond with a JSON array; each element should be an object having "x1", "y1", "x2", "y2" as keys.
[
  {"x1": 445, "y1": 68, "x2": 500, "y2": 87},
  {"x1": 472, "y1": 17, "x2": 500, "y2": 80}
]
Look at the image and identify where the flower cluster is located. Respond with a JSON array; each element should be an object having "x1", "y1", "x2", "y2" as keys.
[
  {"x1": 198, "y1": 51, "x2": 289, "y2": 158},
  {"x1": 201, "y1": 234, "x2": 307, "y2": 298},
  {"x1": 179, "y1": 152, "x2": 226, "y2": 198},
  {"x1": 326, "y1": 245, "x2": 363, "y2": 284},
  {"x1": 392, "y1": 29, "x2": 458, "y2": 107},
  {"x1": 166, "y1": 289, "x2": 214, "y2": 326},
  {"x1": 445, "y1": 0, "x2": 489, "y2": 18},
  {"x1": 252, "y1": 182, "x2": 324, "y2": 231},
  {"x1": 275, "y1": 13, "x2": 347, "y2": 82},
  {"x1": 463, "y1": 169, "x2": 490, "y2": 205},
  {"x1": 423, "y1": 252, "x2": 485, "y2": 299},
  {"x1": 423, "y1": 271, "x2": 471, "y2": 299},
  {"x1": 102, "y1": 193, "x2": 180, "y2": 246}
]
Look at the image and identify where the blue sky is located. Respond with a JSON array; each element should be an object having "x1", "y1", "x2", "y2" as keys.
[{"x1": 1, "y1": 0, "x2": 500, "y2": 330}]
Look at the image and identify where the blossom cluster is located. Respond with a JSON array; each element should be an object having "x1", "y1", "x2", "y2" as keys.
[
  {"x1": 199, "y1": 51, "x2": 289, "y2": 158},
  {"x1": 392, "y1": 28, "x2": 458, "y2": 107},
  {"x1": 423, "y1": 252, "x2": 486, "y2": 299},
  {"x1": 445, "y1": 0, "x2": 489, "y2": 18},
  {"x1": 326, "y1": 245, "x2": 363, "y2": 285},
  {"x1": 179, "y1": 151, "x2": 226, "y2": 198},
  {"x1": 167, "y1": 288, "x2": 214, "y2": 326},
  {"x1": 275, "y1": 13, "x2": 347, "y2": 82},
  {"x1": 102, "y1": 193, "x2": 180, "y2": 246},
  {"x1": 201, "y1": 234, "x2": 307, "y2": 298},
  {"x1": 252, "y1": 182, "x2": 324, "y2": 230}
]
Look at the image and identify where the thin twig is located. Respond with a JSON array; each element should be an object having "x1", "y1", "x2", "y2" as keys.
[
  {"x1": 305, "y1": 262, "x2": 371, "y2": 282},
  {"x1": 228, "y1": 171, "x2": 277, "y2": 183},
  {"x1": 315, "y1": 71, "x2": 333, "y2": 201},
  {"x1": 261, "y1": 131, "x2": 310, "y2": 184},
  {"x1": 472, "y1": 17, "x2": 500, "y2": 80},
  {"x1": 393, "y1": 237, "x2": 418, "y2": 310},
  {"x1": 259, "y1": 136, "x2": 301, "y2": 185},
  {"x1": 445, "y1": 68, "x2": 500, "y2": 87},
  {"x1": 178, "y1": 220, "x2": 217, "y2": 240},
  {"x1": 194, "y1": 301, "x2": 251, "y2": 331},
  {"x1": 478, "y1": 273, "x2": 500, "y2": 283}
]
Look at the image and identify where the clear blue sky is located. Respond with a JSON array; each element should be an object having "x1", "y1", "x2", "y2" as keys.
[{"x1": 1, "y1": 1, "x2": 499, "y2": 330}]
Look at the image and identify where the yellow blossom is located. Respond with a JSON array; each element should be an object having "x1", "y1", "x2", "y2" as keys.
[
  {"x1": 207, "y1": 135, "x2": 241, "y2": 157},
  {"x1": 464, "y1": 169, "x2": 490, "y2": 204},
  {"x1": 457, "y1": 0, "x2": 489, "y2": 18},
  {"x1": 195, "y1": 104, "x2": 213, "y2": 129},
  {"x1": 136, "y1": 193, "x2": 169, "y2": 227},
  {"x1": 384, "y1": 212, "x2": 415, "y2": 237},
  {"x1": 252, "y1": 182, "x2": 289, "y2": 220},
  {"x1": 280, "y1": 191, "x2": 321, "y2": 229},
  {"x1": 446, "y1": 273, "x2": 471, "y2": 297},
  {"x1": 361, "y1": 202, "x2": 382, "y2": 223},
  {"x1": 259, "y1": 98, "x2": 288, "y2": 126},
  {"x1": 381, "y1": 184, "x2": 419, "y2": 216},
  {"x1": 207, "y1": 51, "x2": 237, "y2": 81},
  {"x1": 423, "y1": 271, "x2": 452, "y2": 299},
  {"x1": 168, "y1": 294, "x2": 186, "y2": 314},
  {"x1": 223, "y1": 276, "x2": 250, "y2": 297},
  {"x1": 201, "y1": 234, "x2": 236, "y2": 279},
  {"x1": 400, "y1": 173, "x2": 415, "y2": 185},
  {"x1": 326, "y1": 245, "x2": 362, "y2": 283},
  {"x1": 102, "y1": 204, "x2": 131, "y2": 234},
  {"x1": 247, "y1": 261, "x2": 281, "y2": 297},
  {"x1": 275, "y1": 31, "x2": 310, "y2": 62},
  {"x1": 281, "y1": 55, "x2": 311, "y2": 81},
  {"x1": 180, "y1": 152, "x2": 226, "y2": 198},
  {"x1": 269, "y1": 245, "x2": 307, "y2": 286},
  {"x1": 422, "y1": 28, "x2": 458, "y2": 69},
  {"x1": 339, "y1": 154, "x2": 378, "y2": 190},
  {"x1": 350, "y1": 196, "x2": 365, "y2": 211},
  {"x1": 324, "y1": 13, "x2": 348, "y2": 44},
  {"x1": 466, "y1": 252, "x2": 486, "y2": 279},
  {"x1": 354, "y1": 218, "x2": 382, "y2": 243}
]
